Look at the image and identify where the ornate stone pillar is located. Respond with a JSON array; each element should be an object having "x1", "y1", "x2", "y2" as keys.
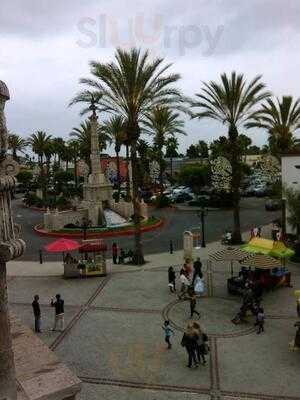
[{"x1": 0, "y1": 80, "x2": 26, "y2": 400}]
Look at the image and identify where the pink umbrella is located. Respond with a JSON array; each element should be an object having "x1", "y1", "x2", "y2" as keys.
[{"x1": 44, "y1": 238, "x2": 80, "y2": 253}]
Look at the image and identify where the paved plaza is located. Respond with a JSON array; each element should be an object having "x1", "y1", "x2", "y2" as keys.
[{"x1": 7, "y1": 240, "x2": 300, "y2": 400}]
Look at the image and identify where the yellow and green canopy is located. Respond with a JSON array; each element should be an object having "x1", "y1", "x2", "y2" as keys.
[{"x1": 241, "y1": 237, "x2": 294, "y2": 259}]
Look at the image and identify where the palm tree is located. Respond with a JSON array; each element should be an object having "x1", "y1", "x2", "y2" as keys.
[
  {"x1": 71, "y1": 120, "x2": 111, "y2": 169},
  {"x1": 137, "y1": 139, "x2": 152, "y2": 189},
  {"x1": 246, "y1": 96, "x2": 300, "y2": 158},
  {"x1": 144, "y1": 106, "x2": 185, "y2": 193},
  {"x1": 68, "y1": 140, "x2": 81, "y2": 189},
  {"x1": 165, "y1": 136, "x2": 179, "y2": 181},
  {"x1": 52, "y1": 137, "x2": 65, "y2": 167},
  {"x1": 102, "y1": 115, "x2": 126, "y2": 200},
  {"x1": 29, "y1": 131, "x2": 52, "y2": 198},
  {"x1": 8, "y1": 133, "x2": 28, "y2": 161},
  {"x1": 70, "y1": 48, "x2": 182, "y2": 264},
  {"x1": 191, "y1": 72, "x2": 270, "y2": 243}
]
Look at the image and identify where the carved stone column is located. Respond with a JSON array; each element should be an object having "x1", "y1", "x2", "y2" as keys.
[{"x1": 0, "y1": 80, "x2": 26, "y2": 400}]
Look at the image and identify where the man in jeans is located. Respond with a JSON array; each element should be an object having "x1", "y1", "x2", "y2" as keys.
[
  {"x1": 51, "y1": 293, "x2": 65, "y2": 331},
  {"x1": 32, "y1": 294, "x2": 41, "y2": 333}
]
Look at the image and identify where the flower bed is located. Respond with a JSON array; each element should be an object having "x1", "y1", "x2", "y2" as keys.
[{"x1": 34, "y1": 217, "x2": 163, "y2": 238}]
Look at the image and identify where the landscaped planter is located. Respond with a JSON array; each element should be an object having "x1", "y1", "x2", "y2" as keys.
[{"x1": 34, "y1": 218, "x2": 163, "y2": 238}]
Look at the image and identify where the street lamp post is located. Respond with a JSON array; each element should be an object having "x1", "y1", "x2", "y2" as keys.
[{"x1": 197, "y1": 208, "x2": 207, "y2": 248}]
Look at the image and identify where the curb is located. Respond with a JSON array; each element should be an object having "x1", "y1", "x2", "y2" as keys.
[{"x1": 33, "y1": 219, "x2": 163, "y2": 239}]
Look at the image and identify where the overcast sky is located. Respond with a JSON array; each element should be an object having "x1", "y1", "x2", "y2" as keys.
[{"x1": 1, "y1": 0, "x2": 299, "y2": 154}]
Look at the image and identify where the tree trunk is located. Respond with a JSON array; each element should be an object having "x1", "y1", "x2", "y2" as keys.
[
  {"x1": 116, "y1": 149, "x2": 121, "y2": 201},
  {"x1": 159, "y1": 161, "x2": 164, "y2": 195},
  {"x1": 130, "y1": 141, "x2": 144, "y2": 265},
  {"x1": 74, "y1": 158, "x2": 78, "y2": 189},
  {"x1": 170, "y1": 156, "x2": 173, "y2": 181},
  {"x1": 0, "y1": 262, "x2": 17, "y2": 400},
  {"x1": 125, "y1": 144, "x2": 131, "y2": 201},
  {"x1": 228, "y1": 124, "x2": 242, "y2": 244},
  {"x1": 12, "y1": 149, "x2": 17, "y2": 161},
  {"x1": 39, "y1": 155, "x2": 45, "y2": 200}
]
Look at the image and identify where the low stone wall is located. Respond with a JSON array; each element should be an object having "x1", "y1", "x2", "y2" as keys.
[
  {"x1": 44, "y1": 208, "x2": 88, "y2": 231},
  {"x1": 109, "y1": 199, "x2": 148, "y2": 221},
  {"x1": 44, "y1": 200, "x2": 148, "y2": 231}
]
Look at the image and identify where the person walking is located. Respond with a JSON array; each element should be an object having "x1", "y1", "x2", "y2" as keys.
[
  {"x1": 168, "y1": 266, "x2": 176, "y2": 293},
  {"x1": 178, "y1": 269, "x2": 190, "y2": 300},
  {"x1": 32, "y1": 295, "x2": 41, "y2": 333},
  {"x1": 181, "y1": 324, "x2": 199, "y2": 368},
  {"x1": 112, "y1": 242, "x2": 118, "y2": 264},
  {"x1": 255, "y1": 306, "x2": 265, "y2": 334},
  {"x1": 162, "y1": 320, "x2": 174, "y2": 349},
  {"x1": 51, "y1": 294, "x2": 65, "y2": 332},
  {"x1": 190, "y1": 292, "x2": 201, "y2": 318}
]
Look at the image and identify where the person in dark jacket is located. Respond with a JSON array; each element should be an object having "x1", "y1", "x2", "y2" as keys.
[
  {"x1": 168, "y1": 267, "x2": 176, "y2": 293},
  {"x1": 190, "y1": 293, "x2": 201, "y2": 318},
  {"x1": 112, "y1": 242, "x2": 118, "y2": 264},
  {"x1": 32, "y1": 295, "x2": 41, "y2": 333},
  {"x1": 51, "y1": 294, "x2": 64, "y2": 331},
  {"x1": 192, "y1": 258, "x2": 202, "y2": 285},
  {"x1": 181, "y1": 324, "x2": 199, "y2": 368}
]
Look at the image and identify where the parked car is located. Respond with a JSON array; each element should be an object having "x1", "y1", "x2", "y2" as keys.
[
  {"x1": 253, "y1": 184, "x2": 268, "y2": 197},
  {"x1": 265, "y1": 199, "x2": 282, "y2": 211},
  {"x1": 174, "y1": 192, "x2": 194, "y2": 203},
  {"x1": 241, "y1": 185, "x2": 256, "y2": 197}
]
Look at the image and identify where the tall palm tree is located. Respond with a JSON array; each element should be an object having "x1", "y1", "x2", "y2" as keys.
[
  {"x1": 70, "y1": 48, "x2": 182, "y2": 264},
  {"x1": 68, "y1": 140, "x2": 81, "y2": 189},
  {"x1": 52, "y1": 137, "x2": 65, "y2": 167},
  {"x1": 70, "y1": 120, "x2": 111, "y2": 169},
  {"x1": 246, "y1": 96, "x2": 300, "y2": 158},
  {"x1": 102, "y1": 115, "x2": 126, "y2": 200},
  {"x1": 29, "y1": 131, "x2": 52, "y2": 198},
  {"x1": 191, "y1": 72, "x2": 270, "y2": 243},
  {"x1": 165, "y1": 136, "x2": 179, "y2": 181},
  {"x1": 8, "y1": 133, "x2": 28, "y2": 161},
  {"x1": 144, "y1": 106, "x2": 185, "y2": 193}
]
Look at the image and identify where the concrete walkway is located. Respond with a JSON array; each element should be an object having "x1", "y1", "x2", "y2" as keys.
[{"x1": 7, "y1": 224, "x2": 274, "y2": 277}]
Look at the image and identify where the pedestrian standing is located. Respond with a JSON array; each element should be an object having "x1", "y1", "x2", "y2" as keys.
[
  {"x1": 32, "y1": 295, "x2": 41, "y2": 333},
  {"x1": 192, "y1": 257, "x2": 202, "y2": 285},
  {"x1": 112, "y1": 242, "x2": 118, "y2": 264},
  {"x1": 255, "y1": 306, "x2": 265, "y2": 334},
  {"x1": 168, "y1": 267, "x2": 176, "y2": 293},
  {"x1": 192, "y1": 323, "x2": 209, "y2": 364},
  {"x1": 190, "y1": 293, "x2": 201, "y2": 318},
  {"x1": 181, "y1": 324, "x2": 199, "y2": 368},
  {"x1": 162, "y1": 320, "x2": 174, "y2": 349},
  {"x1": 51, "y1": 294, "x2": 65, "y2": 331}
]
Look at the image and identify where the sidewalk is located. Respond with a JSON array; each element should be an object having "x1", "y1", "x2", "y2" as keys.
[{"x1": 7, "y1": 224, "x2": 273, "y2": 277}]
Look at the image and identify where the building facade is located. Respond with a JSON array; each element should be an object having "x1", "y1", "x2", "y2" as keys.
[{"x1": 281, "y1": 153, "x2": 300, "y2": 234}]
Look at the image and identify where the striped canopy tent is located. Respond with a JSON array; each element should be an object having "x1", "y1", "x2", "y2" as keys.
[
  {"x1": 241, "y1": 237, "x2": 294, "y2": 259},
  {"x1": 240, "y1": 253, "x2": 282, "y2": 270},
  {"x1": 209, "y1": 247, "x2": 249, "y2": 276}
]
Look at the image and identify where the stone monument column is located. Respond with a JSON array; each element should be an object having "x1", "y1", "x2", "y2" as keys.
[{"x1": 0, "y1": 81, "x2": 26, "y2": 400}]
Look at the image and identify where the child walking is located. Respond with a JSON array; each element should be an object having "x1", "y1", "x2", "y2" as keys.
[
  {"x1": 162, "y1": 320, "x2": 174, "y2": 349},
  {"x1": 255, "y1": 307, "x2": 265, "y2": 334}
]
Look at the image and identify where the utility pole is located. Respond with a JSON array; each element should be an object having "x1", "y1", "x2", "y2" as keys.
[
  {"x1": 197, "y1": 208, "x2": 207, "y2": 248},
  {"x1": 0, "y1": 80, "x2": 26, "y2": 400}
]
